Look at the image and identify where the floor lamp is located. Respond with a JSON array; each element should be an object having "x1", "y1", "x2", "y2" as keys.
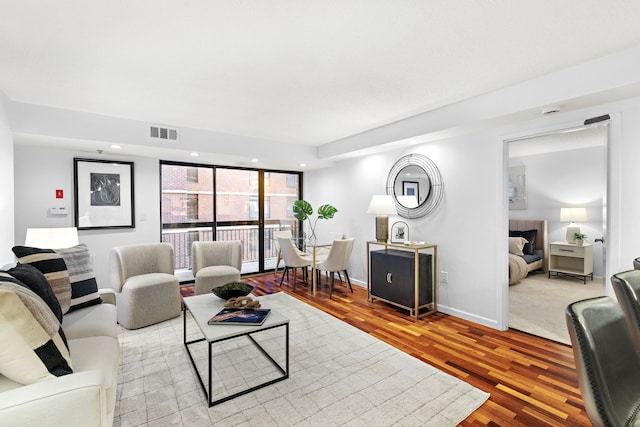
[{"x1": 367, "y1": 195, "x2": 397, "y2": 242}]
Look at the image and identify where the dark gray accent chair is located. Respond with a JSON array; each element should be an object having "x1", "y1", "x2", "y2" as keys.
[
  {"x1": 634, "y1": 257, "x2": 640, "y2": 270},
  {"x1": 611, "y1": 270, "x2": 640, "y2": 351},
  {"x1": 565, "y1": 296, "x2": 640, "y2": 427}
]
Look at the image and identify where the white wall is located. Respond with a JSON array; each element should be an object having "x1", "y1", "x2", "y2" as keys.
[
  {"x1": 306, "y1": 96, "x2": 640, "y2": 329},
  {"x1": 0, "y1": 92, "x2": 14, "y2": 264},
  {"x1": 13, "y1": 146, "x2": 160, "y2": 287},
  {"x1": 307, "y1": 130, "x2": 504, "y2": 327},
  {"x1": 510, "y1": 145, "x2": 605, "y2": 277}
]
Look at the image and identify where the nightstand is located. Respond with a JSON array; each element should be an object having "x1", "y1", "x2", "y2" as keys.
[{"x1": 548, "y1": 241, "x2": 594, "y2": 284}]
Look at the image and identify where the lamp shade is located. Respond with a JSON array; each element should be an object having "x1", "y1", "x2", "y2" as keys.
[
  {"x1": 25, "y1": 227, "x2": 79, "y2": 249},
  {"x1": 560, "y1": 207, "x2": 587, "y2": 223},
  {"x1": 367, "y1": 195, "x2": 397, "y2": 215}
]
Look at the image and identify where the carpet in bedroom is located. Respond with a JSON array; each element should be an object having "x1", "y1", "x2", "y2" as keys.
[
  {"x1": 114, "y1": 292, "x2": 489, "y2": 426},
  {"x1": 509, "y1": 274, "x2": 603, "y2": 345}
]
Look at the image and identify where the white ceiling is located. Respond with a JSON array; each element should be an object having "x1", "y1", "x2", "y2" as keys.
[{"x1": 2, "y1": 1, "x2": 640, "y2": 159}]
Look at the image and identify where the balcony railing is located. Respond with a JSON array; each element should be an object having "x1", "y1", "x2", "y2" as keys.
[{"x1": 161, "y1": 222, "x2": 297, "y2": 271}]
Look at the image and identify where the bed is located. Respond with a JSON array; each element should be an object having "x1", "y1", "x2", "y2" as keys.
[{"x1": 508, "y1": 219, "x2": 548, "y2": 285}]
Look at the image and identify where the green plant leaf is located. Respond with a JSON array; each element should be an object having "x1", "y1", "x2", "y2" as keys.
[
  {"x1": 293, "y1": 200, "x2": 313, "y2": 221},
  {"x1": 317, "y1": 204, "x2": 337, "y2": 220}
]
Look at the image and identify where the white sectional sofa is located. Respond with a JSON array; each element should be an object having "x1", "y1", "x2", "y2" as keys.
[
  {"x1": 0, "y1": 288, "x2": 119, "y2": 427},
  {"x1": 0, "y1": 243, "x2": 120, "y2": 427}
]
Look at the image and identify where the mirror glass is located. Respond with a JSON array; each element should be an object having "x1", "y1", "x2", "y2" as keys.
[
  {"x1": 393, "y1": 165, "x2": 431, "y2": 208},
  {"x1": 386, "y1": 154, "x2": 444, "y2": 219}
]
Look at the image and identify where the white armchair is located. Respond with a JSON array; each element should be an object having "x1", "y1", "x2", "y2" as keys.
[
  {"x1": 109, "y1": 243, "x2": 181, "y2": 329},
  {"x1": 191, "y1": 240, "x2": 242, "y2": 295}
]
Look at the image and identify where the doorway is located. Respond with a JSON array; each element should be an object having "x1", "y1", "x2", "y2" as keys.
[{"x1": 506, "y1": 125, "x2": 608, "y2": 343}]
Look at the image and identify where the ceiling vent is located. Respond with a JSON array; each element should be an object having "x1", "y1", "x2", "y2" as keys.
[{"x1": 149, "y1": 125, "x2": 178, "y2": 142}]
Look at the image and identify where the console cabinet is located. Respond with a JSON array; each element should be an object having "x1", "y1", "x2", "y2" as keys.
[{"x1": 367, "y1": 241, "x2": 437, "y2": 319}]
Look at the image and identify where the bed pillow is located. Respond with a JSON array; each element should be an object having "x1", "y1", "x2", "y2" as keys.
[
  {"x1": 54, "y1": 244, "x2": 102, "y2": 312},
  {"x1": 0, "y1": 273, "x2": 73, "y2": 385},
  {"x1": 508, "y1": 237, "x2": 528, "y2": 256},
  {"x1": 12, "y1": 246, "x2": 72, "y2": 314},
  {"x1": 6, "y1": 263, "x2": 63, "y2": 322},
  {"x1": 509, "y1": 229, "x2": 537, "y2": 255}
]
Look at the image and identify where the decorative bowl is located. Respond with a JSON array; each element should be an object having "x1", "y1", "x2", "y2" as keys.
[{"x1": 212, "y1": 282, "x2": 254, "y2": 300}]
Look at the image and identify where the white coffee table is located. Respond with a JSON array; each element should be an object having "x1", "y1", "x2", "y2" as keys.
[{"x1": 183, "y1": 293, "x2": 289, "y2": 407}]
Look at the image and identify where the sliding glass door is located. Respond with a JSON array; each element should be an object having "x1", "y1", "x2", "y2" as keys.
[{"x1": 160, "y1": 162, "x2": 301, "y2": 278}]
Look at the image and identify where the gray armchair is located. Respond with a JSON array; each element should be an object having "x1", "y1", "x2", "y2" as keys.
[
  {"x1": 634, "y1": 257, "x2": 640, "y2": 270},
  {"x1": 565, "y1": 296, "x2": 640, "y2": 426},
  {"x1": 191, "y1": 240, "x2": 242, "y2": 295},
  {"x1": 611, "y1": 269, "x2": 640, "y2": 350},
  {"x1": 109, "y1": 243, "x2": 180, "y2": 329}
]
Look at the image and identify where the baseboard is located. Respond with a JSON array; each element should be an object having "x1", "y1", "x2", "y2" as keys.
[{"x1": 436, "y1": 304, "x2": 501, "y2": 330}]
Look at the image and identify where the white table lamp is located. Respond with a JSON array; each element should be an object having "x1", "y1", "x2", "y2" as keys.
[
  {"x1": 367, "y1": 195, "x2": 397, "y2": 242},
  {"x1": 25, "y1": 227, "x2": 79, "y2": 249},
  {"x1": 560, "y1": 207, "x2": 587, "y2": 243}
]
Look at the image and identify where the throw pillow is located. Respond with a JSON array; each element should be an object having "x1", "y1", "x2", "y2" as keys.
[
  {"x1": 0, "y1": 273, "x2": 73, "y2": 385},
  {"x1": 55, "y1": 244, "x2": 102, "y2": 312},
  {"x1": 508, "y1": 237, "x2": 528, "y2": 256},
  {"x1": 509, "y1": 229, "x2": 537, "y2": 256},
  {"x1": 7, "y1": 263, "x2": 63, "y2": 322},
  {"x1": 12, "y1": 245, "x2": 72, "y2": 314}
]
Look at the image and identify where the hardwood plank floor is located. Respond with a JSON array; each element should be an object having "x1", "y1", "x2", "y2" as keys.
[{"x1": 241, "y1": 271, "x2": 590, "y2": 426}]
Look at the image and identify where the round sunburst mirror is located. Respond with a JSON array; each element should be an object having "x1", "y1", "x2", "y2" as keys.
[{"x1": 386, "y1": 153, "x2": 444, "y2": 219}]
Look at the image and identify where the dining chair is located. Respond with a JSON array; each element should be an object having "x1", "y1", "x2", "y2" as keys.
[
  {"x1": 276, "y1": 237, "x2": 313, "y2": 291},
  {"x1": 565, "y1": 296, "x2": 640, "y2": 426},
  {"x1": 273, "y1": 230, "x2": 307, "y2": 278},
  {"x1": 315, "y1": 238, "x2": 354, "y2": 299}
]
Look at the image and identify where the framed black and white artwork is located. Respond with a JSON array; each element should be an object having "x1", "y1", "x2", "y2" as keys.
[{"x1": 74, "y1": 158, "x2": 135, "y2": 230}]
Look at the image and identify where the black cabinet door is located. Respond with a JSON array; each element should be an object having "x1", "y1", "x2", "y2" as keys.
[{"x1": 370, "y1": 249, "x2": 432, "y2": 307}]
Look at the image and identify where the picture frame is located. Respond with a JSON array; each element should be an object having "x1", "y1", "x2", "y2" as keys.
[
  {"x1": 508, "y1": 165, "x2": 527, "y2": 210},
  {"x1": 74, "y1": 158, "x2": 135, "y2": 230},
  {"x1": 390, "y1": 221, "x2": 409, "y2": 243},
  {"x1": 403, "y1": 181, "x2": 419, "y2": 198}
]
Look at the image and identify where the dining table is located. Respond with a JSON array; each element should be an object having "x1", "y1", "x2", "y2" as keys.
[{"x1": 304, "y1": 242, "x2": 331, "y2": 295}]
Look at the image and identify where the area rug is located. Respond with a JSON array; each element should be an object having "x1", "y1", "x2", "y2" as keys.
[
  {"x1": 509, "y1": 274, "x2": 604, "y2": 345},
  {"x1": 114, "y1": 292, "x2": 489, "y2": 426}
]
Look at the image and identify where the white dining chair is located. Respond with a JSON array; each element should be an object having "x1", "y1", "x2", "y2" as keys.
[
  {"x1": 276, "y1": 236, "x2": 313, "y2": 291},
  {"x1": 315, "y1": 238, "x2": 355, "y2": 298}
]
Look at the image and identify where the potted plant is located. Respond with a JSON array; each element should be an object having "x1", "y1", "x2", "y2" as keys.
[
  {"x1": 293, "y1": 200, "x2": 337, "y2": 245},
  {"x1": 574, "y1": 232, "x2": 587, "y2": 246}
]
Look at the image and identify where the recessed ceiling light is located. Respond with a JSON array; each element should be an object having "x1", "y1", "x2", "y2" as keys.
[
  {"x1": 251, "y1": 158, "x2": 258, "y2": 162},
  {"x1": 190, "y1": 152, "x2": 199, "y2": 157},
  {"x1": 111, "y1": 144, "x2": 121, "y2": 149},
  {"x1": 300, "y1": 163, "x2": 307, "y2": 167}
]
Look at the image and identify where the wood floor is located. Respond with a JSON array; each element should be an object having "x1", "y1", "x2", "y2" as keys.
[{"x1": 241, "y1": 271, "x2": 591, "y2": 427}]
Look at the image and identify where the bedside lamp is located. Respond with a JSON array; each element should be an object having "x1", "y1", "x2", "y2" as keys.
[
  {"x1": 560, "y1": 207, "x2": 587, "y2": 243},
  {"x1": 367, "y1": 195, "x2": 397, "y2": 242}
]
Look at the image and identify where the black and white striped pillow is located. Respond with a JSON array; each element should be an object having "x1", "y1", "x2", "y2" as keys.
[
  {"x1": 12, "y1": 246, "x2": 72, "y2": 314},
  {"x1": 55, "y1": 244, "x2": 102, "y2": 311},
  {"x1": 13, "y1": 244, "x2": 102, "y2": 313},
  {"x1": 0, "y1": 273, "x2": 73, "y2": 385}
]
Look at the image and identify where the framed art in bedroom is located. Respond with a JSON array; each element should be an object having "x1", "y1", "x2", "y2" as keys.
[
  {"x1": 74, "y1": 158, "x2": 135, "y2": 230},
  {"x1": 508, "y1": 165, "x2": 527, "y2": 210}
]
